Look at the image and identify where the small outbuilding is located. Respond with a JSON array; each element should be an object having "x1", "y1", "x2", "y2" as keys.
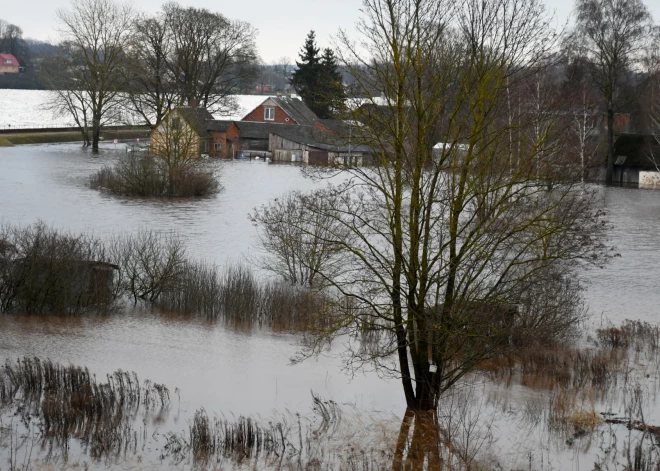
[
  {"x1": 612, "y1": 134, "x2": 660, "y2": 188},
  {"x1": 268, "y1": 125, "x2": 372, "y2": 166}
]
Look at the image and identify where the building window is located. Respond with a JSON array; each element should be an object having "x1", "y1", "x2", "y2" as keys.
[
  {"x1": 214, "y1": 142, "x2": 222, "y2": 151},
  {"x1": 4, "y1": 59, "x2": 11, "y2": 64},
  {"x1": 264, "y1": 107, "x2": 275, "y2": 121}
]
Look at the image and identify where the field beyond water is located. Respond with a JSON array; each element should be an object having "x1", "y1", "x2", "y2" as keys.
[
  {"x1": 0, "y1": 89, "x2": 274, "y2": 130},
  {"x1": 1, "y1": 143, "x2": 660, "y2": 469}
]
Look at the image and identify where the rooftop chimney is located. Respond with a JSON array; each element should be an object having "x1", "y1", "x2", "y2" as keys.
[
  {"x1": 277, "y1": 89, "x2": 283, "y2": 97},
  {"x1": 188, "y1": 98, "x2": 199, "y2": 108}
]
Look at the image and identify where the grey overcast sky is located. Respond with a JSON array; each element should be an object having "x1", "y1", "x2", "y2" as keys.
[{"x1": 2, "y1": 0, "x2": 659, "y2": 62}]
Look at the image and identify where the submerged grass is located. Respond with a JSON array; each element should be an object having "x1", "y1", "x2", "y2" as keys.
[
  {"x1": 0, "y1": 357, "x2": 169, "y2": 460},
  {"x1": 157, "y1": 261, "x2": 335, "y2": 331},
  {"x1": 161, "y1": 392, "x2": 390, "y2": 469}
]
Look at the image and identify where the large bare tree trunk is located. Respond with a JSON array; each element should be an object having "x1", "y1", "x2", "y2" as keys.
[
  {"x1": 92, "y1": 114, "x2": 101, "y2": 152},
  {"x1": 606, "y1": 106, "x2": 614, "y2": 184}
]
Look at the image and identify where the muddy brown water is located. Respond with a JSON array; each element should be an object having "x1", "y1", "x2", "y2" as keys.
[{"x1": 1, "y1": 143, "x2": 660, "y2": 469}]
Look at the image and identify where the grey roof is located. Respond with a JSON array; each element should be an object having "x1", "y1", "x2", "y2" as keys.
[
  {"x1": 316, "y1": 119, "x2": 349, "y2": 134},
  {"x1": 234, "y1": 122, "x2": 304, "y2": 140},
  {"x1": 270, "y1": 125, "x2": 371, "y2": 153},
  {"x1": 206, "y1": 120, "x2": 233, "y2": 132},
  {"x1": 177, "y1": 107, "x2": 215, "y2": 137}
]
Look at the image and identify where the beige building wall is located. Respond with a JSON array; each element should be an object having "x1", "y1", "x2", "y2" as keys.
[
  {"x1": 639, "y1": 171, "x2": 660, "y2": 190},
  {"x1": 150, "y1": 110, "x2": 202, "y2": 159}
]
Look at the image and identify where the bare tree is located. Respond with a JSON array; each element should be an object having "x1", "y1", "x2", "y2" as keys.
[
  {"x1": 163, "y1": 2, "x2": 258, "y2": 112},
  {"x1": 572, "y1": 0, "x2": 655, "y2": 184},
  {"x1": 274, "y1": 56, "x2": 292, "y2": 77},
  {"x1": 566, "y1": 60, "x2": 604, "y2": 181},
  {"x1": 123, "y1": 15, "x2": 176, "y2": 127},
  {"x1": 41, "y1": 44, "x2": 95, "y2": 146},
  {"x1": 0, "y1": 20, "x2": 24, "y2": 56},
  {"x1": 253, "y1": 0, "x2": 611, "y2": 415},
  {"x1": 250, "y1": 191, "x2": 348, "y2": 287},
  {"x1": 54, "y1": 0, "x2": 135, "y2": 151}
]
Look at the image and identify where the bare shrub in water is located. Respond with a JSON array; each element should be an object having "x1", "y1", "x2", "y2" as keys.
[
  {"x1": 250, "y1": 191, "x2": 348, "y2": 287},
  {"x1": 158, "y1": 262, "x2": 261, "y2": 321},
  {"x1": 109, "y1": 230, "x2": 186, "y2": 304},
  {"x1": 90, "y1": 153, "x2": 219, "y2": 197},
  {"x1": 158, "y1": 261, "x2": 333, "y2": 330},
  {"x1": 92, "y1": 111, "x2": 220, "y2": 197},
  {"x1": 159, "y1": 260, "x2": 223, "y2": 317},
  {"x1": 0, "y1": 222, "x2": 117, "y2": 315}
]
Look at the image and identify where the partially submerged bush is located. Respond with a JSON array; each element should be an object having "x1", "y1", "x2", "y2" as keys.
[
  {"x1": 90, "y1": 153, "x2": 219, "y2": 197},
  {"x1": 0, "y1": 222, "x2": 330, "y2": 329},
  {"x1": 109, "y1": 230, "x2": 187, "y2": 304},
  {"x1": 0, "y1": 222, "x2": 117, "y2": 314}
]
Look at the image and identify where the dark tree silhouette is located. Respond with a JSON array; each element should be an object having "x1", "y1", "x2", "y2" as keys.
[{"x1": 290, "y1": 31, "x2": 344, "y2": 119}]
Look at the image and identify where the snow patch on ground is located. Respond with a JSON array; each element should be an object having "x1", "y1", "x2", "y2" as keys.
[{"x1": 0, "y1": 89, "x2": 273, "y2": 129}]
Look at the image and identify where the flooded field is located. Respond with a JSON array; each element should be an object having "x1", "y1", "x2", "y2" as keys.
[{"x1": 1, "y1": 143, "x2": 660, "y2": 469}]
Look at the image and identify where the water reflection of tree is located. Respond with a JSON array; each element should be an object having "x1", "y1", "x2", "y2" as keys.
[
  {"x1": 393, "y1": 383, "x2": 495, "y2": 470},
  {"x1": 393, "y1": 409, "x2": 442, "y2": 470}
]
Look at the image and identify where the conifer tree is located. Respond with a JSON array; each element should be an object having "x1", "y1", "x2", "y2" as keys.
[
  {"x1": 320, "y1": 48, "x2": 346, "y2": 118},
  {"x1": 290, "y1": 31, "x2": 345, "y2": 119}
]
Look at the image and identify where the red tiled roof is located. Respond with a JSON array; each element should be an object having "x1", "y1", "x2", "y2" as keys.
[{"x1": 0, "y1": 53, "x2": 20, "y2": 67}]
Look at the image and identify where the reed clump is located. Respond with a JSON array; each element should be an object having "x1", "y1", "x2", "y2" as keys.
[
  {"x1": 548, "y1": 387, "x2": 602, "y2": 437},
  {"x1": 1, "y1": 357, "x2": 169, "y2": 460},
  {"x1": 158, "y1": 261, "x2": 334, "y2": 331},
  {"x1": 597, "y1": 320, "x2": 660, "y2": 352},
  {"x1": 163, "y1": 392, "x2": 345, "y2": 467}
]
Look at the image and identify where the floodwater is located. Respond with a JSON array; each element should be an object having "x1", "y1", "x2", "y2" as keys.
[
  {"x1": 0, "y1": 143, "x2": 400, "y2": 418},
  {"x1": 1, "y1": 143, "x2": 660, "y2": 469}
]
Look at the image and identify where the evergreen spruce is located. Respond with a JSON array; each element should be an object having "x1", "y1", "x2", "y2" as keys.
[
  {"x1": 320, "y1": 48, "x2": 346, "y2": 118},
  {"x1": 290, "y1": 31, "x2": 345, "y2": 119}
]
